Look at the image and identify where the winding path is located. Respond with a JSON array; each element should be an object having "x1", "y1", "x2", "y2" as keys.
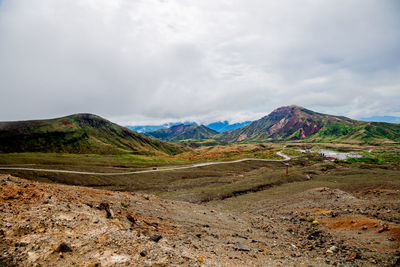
[{"x1": 0, "y1": 151, "x2": 291, "y2": 176}]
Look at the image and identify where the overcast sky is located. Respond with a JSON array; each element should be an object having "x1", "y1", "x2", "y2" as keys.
[{"x1": 0, "y1": 0, "x2": 399, "y2": 125}]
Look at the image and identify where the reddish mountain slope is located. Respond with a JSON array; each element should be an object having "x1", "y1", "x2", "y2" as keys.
[{"x1": 218, "y1": 105, "x2": 400, "y2": 142}]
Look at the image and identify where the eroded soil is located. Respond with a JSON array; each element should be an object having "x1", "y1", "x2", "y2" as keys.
[{"x1": 0, "y1": 174, "x2": 399, "y2": 266}]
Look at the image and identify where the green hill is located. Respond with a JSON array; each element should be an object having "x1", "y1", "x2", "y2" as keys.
[
  {"x1": 0, "y1": 114, "x2": 183, "y2": 155},
  {"x1": 218, "y1": 105, "x2": 400, "y2": 143},
  {"x1": 147, "y1": 124, "x2": 218, "y2": 141}
]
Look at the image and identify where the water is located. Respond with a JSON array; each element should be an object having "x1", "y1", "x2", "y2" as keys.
[
  {"x1": 316, "y1": 149, "x2": 363, "y2": 160},
  {"x1": 297, "y1": 149, "x2": 363, "y2": 160}
]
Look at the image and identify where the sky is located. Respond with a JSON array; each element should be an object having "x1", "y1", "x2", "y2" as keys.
[{"x1": 0, "y1": 0, "x2": 399, "y2": 125}]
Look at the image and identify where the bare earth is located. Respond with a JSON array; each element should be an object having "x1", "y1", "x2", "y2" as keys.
[{"x1": 0, "y1": 174, "x2": 399, "y2": 266}]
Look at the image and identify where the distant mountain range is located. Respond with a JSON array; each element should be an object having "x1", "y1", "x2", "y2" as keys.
[
  {"x1": 127, "y1": 121, "x2": 250, "y2": 133},
  {"x1": 146, "y1": 124, "x2": 218, "y2": 141},
  {"x1": 207, "y1": 121, "x2": 251, "y2": 132},
  {"x1": 0, "y1": 114, "x2": 183, "y2": 155},
  {"x1": 218, "y1": 105, "x2": 400, "y2": 143},
  {"x1": 360, "y1": 116, "x2": 400, "y2": 124},
  {"x1": 127, "y1": 122, "x2": 197, "y2": 133}
]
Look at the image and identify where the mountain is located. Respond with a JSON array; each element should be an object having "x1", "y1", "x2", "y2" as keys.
[
  {"x1": 207, "y1": 121, "x2": 251, "y2": 133},
  {"x1": 218, "y1": 105, "x2": 400, "y2": 143},
  {"x1": 126, "y1": 121, "x2": 250, "y2": 134},
  {"x1": 0, "y1": 114, "x2": 183, "y2": 155},
  {"x1": 127, "y1": 124, "x2": 178, "y2": 133},
  {"x1": 126, "y1": 122, "x2": 197, "y2": 133},
  {"x1": 147, "y1": 124, "x2": 218, "y2": 141}
]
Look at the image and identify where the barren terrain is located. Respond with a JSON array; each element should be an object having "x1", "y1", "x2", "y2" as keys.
[{"x1": 1, "y1": 171, "x2": 399, "y2": 266}]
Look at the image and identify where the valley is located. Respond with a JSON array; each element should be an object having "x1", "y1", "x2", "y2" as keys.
[
  {"x1": 0, "y1": 107, "x2": 399, "y2": 266},
  {"x1": 0, "y1": 142, "x2": 398, "y2": 205}
]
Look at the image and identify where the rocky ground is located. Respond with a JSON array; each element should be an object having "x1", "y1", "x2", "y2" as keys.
[
  {"x1": 248, "y1": 187, "x2": 400, "y2": 266},
  {"x1": 0, "y1": 174, "x2": 399, "y2": 266}
]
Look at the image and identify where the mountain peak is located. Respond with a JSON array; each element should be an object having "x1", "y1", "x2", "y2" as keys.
[
  {"x1": 66, "y1": 113, "x2": 101, "y2": 119},
  {"x1": 264, "y1": 105, "x2": 308, "y2": 122},
  {"x1": 273, "y1": 105, "x2": 302, "y2": 111},
  {"x1": 270, "y1": 105, "x2": 312, "y2": 115}
]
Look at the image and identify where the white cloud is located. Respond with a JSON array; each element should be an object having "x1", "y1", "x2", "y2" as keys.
[{"x1": 0, "y1": 0, "x2": 399, "y2": 124}]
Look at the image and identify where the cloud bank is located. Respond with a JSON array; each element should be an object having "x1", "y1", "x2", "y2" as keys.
[{"x1": 0, "y1": 0, "x2": 399, "y2": 125}]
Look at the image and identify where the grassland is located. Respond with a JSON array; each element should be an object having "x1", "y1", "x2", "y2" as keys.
[
  {"x1": 0, "y1": 142, "x2": 398, "y2": 211},
  {"x1": 0, "y1": 143, "x2": 283, "y2": 189}
]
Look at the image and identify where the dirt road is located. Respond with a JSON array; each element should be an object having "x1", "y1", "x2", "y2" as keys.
[{"x1": 0, "y1": 151, "x2": 291, "y2": 176}]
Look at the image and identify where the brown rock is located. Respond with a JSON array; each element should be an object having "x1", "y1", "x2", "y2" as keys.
[
  {"x1": 149, "y1": 235, "x2": 162, "y2": 243},
  {"x1": 55, "y1": 242, "x2": 72, "y2": 253},
  {"x1": 98, "y1": 203, "x2": 113, "y2": 218},
  {"x1": 127, "y1": 214, "x2": 136, "y2": 225},
  {"x1": 234, "y1": 242, "x2": 250, "y2": 252}
]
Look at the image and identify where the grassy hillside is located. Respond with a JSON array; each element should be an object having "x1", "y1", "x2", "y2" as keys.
[
  {"x1": 218, "y1": 105, "x2": 400, "y2": 143},
  {"x1": 309, "y1": 121, "x2": 400, "y2": 143},
  {"x1": 0, "y1": 114, "x2": 183, "y2": 155},
  {"x1": 147, "y1": 124, "x2": 218, "y2": 141}
]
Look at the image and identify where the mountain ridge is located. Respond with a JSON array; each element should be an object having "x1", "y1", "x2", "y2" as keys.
[
  {"x1": 127, "y1": 122, "x2": 197, "y2": 133},
  {"x1": 0, "y1": 113, "x2": 183, "y2": 155},
  {"x1": 147, "y1": 124, "x2": 218, "y2": 141}
]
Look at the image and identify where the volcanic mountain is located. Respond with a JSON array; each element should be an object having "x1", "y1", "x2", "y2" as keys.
[
  {"x1": 218, "y1": 105, "x2": 400, "y2": 143},
  {"x1": 0, "y1": 114, "x2": 183, "y2": 155},
  {"x1": 147, "y1": 124, "x2": 218, "y2": 141}
]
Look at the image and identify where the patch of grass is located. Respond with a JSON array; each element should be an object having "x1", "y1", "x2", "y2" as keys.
[
  {"x1": 346, "y1": 157, "x2": 376, "y2": 163},
  {"x1": 120, "y1": 202, "x2": 129, "y2": 208}
]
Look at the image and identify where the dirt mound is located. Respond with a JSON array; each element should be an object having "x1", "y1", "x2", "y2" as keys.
[
  {"x1": 298, "y1": 187, "x2": 358, "y2": 201},
  {"x1": 252, "y1": 187, "x2": 361, "y2": 214}
]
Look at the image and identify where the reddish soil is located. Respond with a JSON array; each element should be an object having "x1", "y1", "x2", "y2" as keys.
[{"x1": 1, "y1": 176, "x2": 399, "y2": 266}]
